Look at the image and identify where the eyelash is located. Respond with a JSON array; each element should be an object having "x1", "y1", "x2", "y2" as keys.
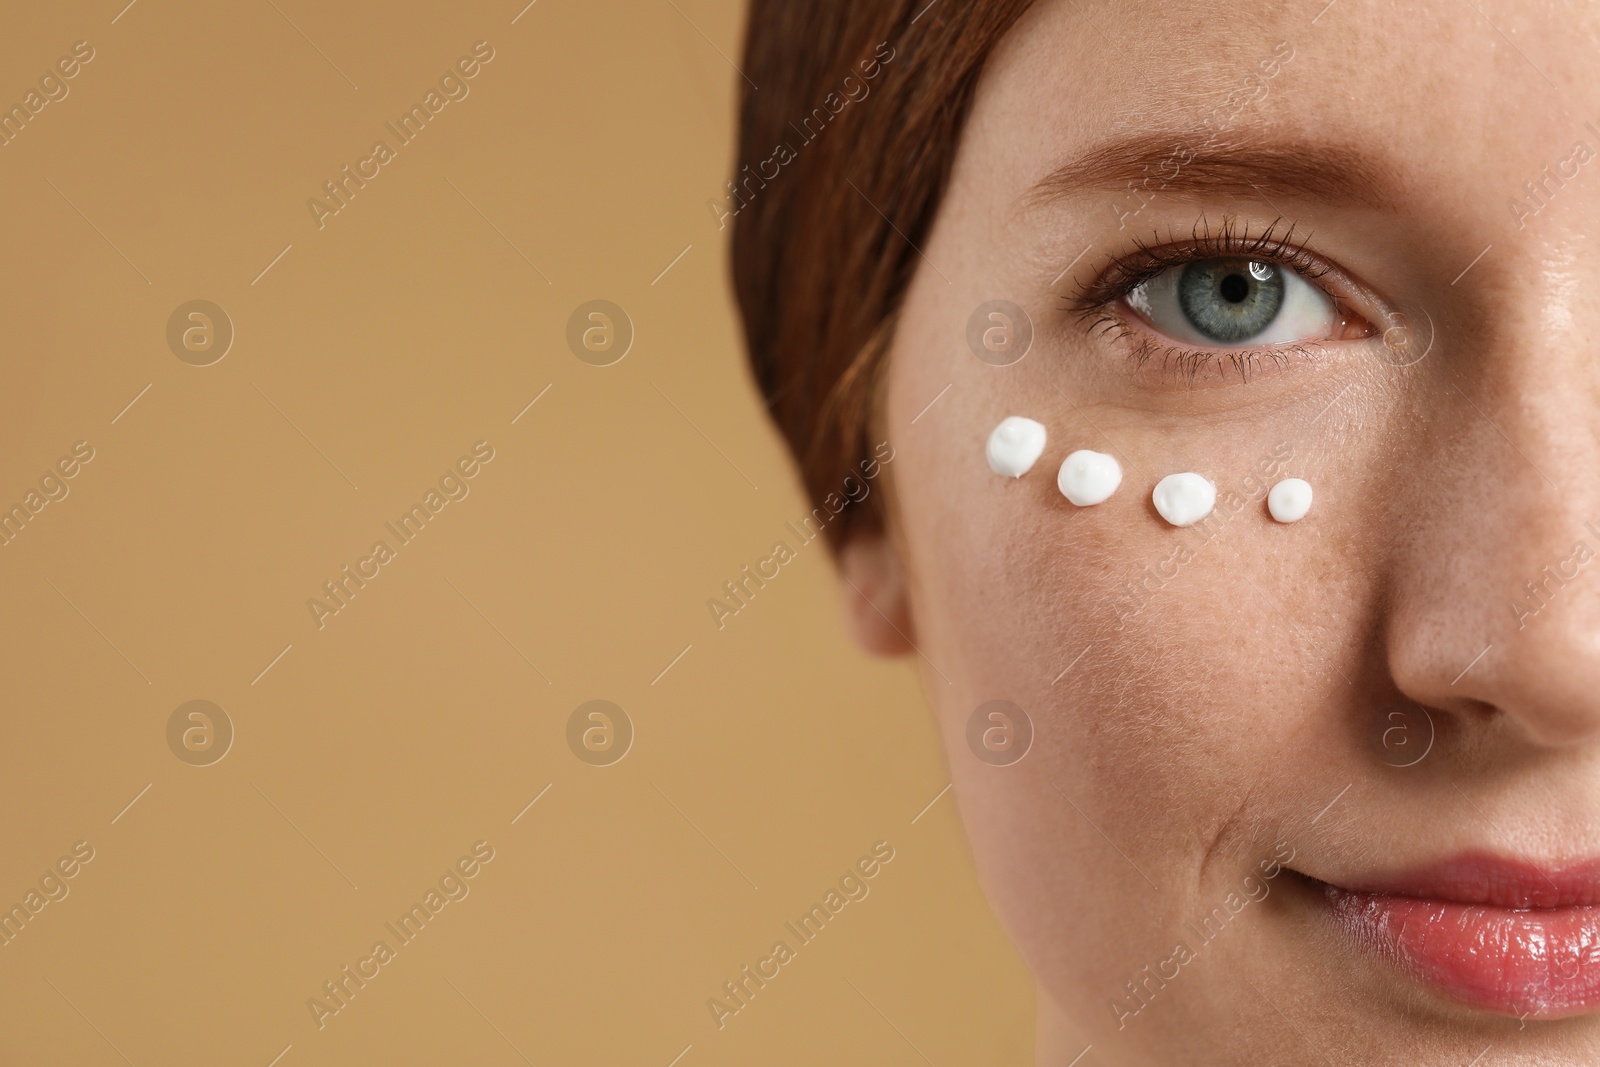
[{"x1": 1063, "y1": 217, "x2": 1356, "y2": 383}]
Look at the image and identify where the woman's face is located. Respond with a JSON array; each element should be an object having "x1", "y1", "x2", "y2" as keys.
[{"x1": 854, "y1": 0, "x2": 1600, "y2": 1062}]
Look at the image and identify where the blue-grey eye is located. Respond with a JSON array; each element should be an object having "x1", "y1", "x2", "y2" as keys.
[
  {"x1": 1178, "y1": 259, "x2": 1284, "y2": 342},
  {"x1": 1126, "y1": 256, "x2": 1337, "y2": 348}
]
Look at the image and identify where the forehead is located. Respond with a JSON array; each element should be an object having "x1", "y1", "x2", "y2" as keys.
[{"x1": 968, "y1": 0, "x2": 1600, "y2": 227}]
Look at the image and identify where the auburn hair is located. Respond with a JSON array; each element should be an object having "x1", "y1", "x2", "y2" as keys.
[{"x1": 731, "y1": 0, "x2": 1036, "y2": 549}]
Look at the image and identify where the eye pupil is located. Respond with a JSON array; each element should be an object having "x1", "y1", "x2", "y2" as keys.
[{"x1": 1177, "y1": 258, "x2": 1286, "y2": 342}]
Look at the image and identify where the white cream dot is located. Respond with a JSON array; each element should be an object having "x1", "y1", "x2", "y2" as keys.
[
  {"x1": 1268, "y1": 478, "x2": 1313, "y2": 523},
  {"x1": 986, "y1": 416, "x2": 1047, "y2": 478},
  {"x1": 1152, "y1": 473, "x2": 1216, "y2": 527},
  {"x1": 1057, "y1": 449, "x2": 1122, "y2": 506}
]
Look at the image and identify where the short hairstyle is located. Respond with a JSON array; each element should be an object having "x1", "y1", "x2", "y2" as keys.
[{"x1": 732, "y1": 0, "x2": 1036, "y2": 549}]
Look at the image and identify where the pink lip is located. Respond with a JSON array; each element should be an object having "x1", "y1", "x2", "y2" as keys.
[{"x1": 1317, "y1": 853, "x2": 1600, "y2": 1018}]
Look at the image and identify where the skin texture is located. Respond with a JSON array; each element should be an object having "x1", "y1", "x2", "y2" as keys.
[{"x1": 838, "y1": 0, "x2": 1600, "y2": 1063}]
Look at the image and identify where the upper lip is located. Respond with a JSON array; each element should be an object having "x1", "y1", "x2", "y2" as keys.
[{"x1": 1319, "y1": 852, "x2": 1600, "y2": 910}]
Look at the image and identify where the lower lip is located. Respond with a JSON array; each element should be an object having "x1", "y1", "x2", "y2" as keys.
[{"x1": 1321, "y1": 884, "x2": 1600, "y2": 1018}]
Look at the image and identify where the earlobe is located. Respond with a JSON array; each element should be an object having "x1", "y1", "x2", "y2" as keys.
[{"x1": 839, "y1": 534, "x2": 916, "y2": 657}]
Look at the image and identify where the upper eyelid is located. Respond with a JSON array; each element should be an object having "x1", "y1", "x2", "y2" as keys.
[{"x1": 1061, "y1": 219, "x2": 1337, "y2": 317}]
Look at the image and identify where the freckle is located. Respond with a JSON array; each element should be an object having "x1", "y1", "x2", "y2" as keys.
[{"x1": 986, "y1": 416, "x2": 1047, "y2": 478}]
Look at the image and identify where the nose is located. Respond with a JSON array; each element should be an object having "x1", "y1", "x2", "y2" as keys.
[{"x1": 1384, "y1": 264, "x2": 1600, "y2": 749}]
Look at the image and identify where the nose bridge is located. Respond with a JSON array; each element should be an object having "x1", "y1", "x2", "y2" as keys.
[{"x1": 1384, "y1": 258, "x2": 1600, "y2": 747}]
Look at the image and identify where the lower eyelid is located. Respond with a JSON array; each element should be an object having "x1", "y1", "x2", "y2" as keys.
[
  {"x1": 1105, "y1": 324, "x2": 1325, "y2": 385},
  {"x1": 1087, "y1": 293, "x2": 1351, "y2": 384}
]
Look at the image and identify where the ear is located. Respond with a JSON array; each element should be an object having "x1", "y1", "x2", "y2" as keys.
[{"x1": 838, "y1": 533, "x2": 916, "y2": 656}]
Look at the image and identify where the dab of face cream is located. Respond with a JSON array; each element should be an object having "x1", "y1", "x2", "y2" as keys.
[
  {"x1": 1057, "y1": 449, "x2": 1122, "y2": 506},
  {"x1": 1268, "y1": 478, "x2": 1313, "y2": 523},
  {"x1": 986, "y1": 417, "x2": 1047, "y2": 477},
  {"x1": 1153, "y1": 472, "x2": 1216, "y2": 527}
]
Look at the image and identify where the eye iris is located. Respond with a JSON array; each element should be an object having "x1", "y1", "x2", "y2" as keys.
[{"x1": 1177, "y1": 258, "x2": 1285, "y2": 342}]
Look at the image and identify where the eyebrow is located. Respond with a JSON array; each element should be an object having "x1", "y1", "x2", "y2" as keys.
[{"x1": 1023, "y1": 134, "x2": 1395, "y2": 212}]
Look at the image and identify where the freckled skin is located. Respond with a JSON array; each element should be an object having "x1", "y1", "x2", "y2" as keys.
[{"x1": 837, "y1": 1, "x2": 1600, "y2": 1063}]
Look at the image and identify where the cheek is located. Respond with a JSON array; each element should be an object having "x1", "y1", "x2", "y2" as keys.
[
  {"x1": 886, "y1": 363, "x2": 1354, "y2": 1002},
  {"x1": 903, "y1": 420, "x2": 1332, "y2": 806}
]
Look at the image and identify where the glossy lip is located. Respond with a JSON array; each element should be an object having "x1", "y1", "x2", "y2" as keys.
[{"x1": 1310, "y1": 853, "x2": 1600, "y2": 1019}]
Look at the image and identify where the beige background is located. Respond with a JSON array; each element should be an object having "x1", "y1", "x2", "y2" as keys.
[{"x1": 0, "y1": 1, "x2": 1032, "y2": 1063}]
